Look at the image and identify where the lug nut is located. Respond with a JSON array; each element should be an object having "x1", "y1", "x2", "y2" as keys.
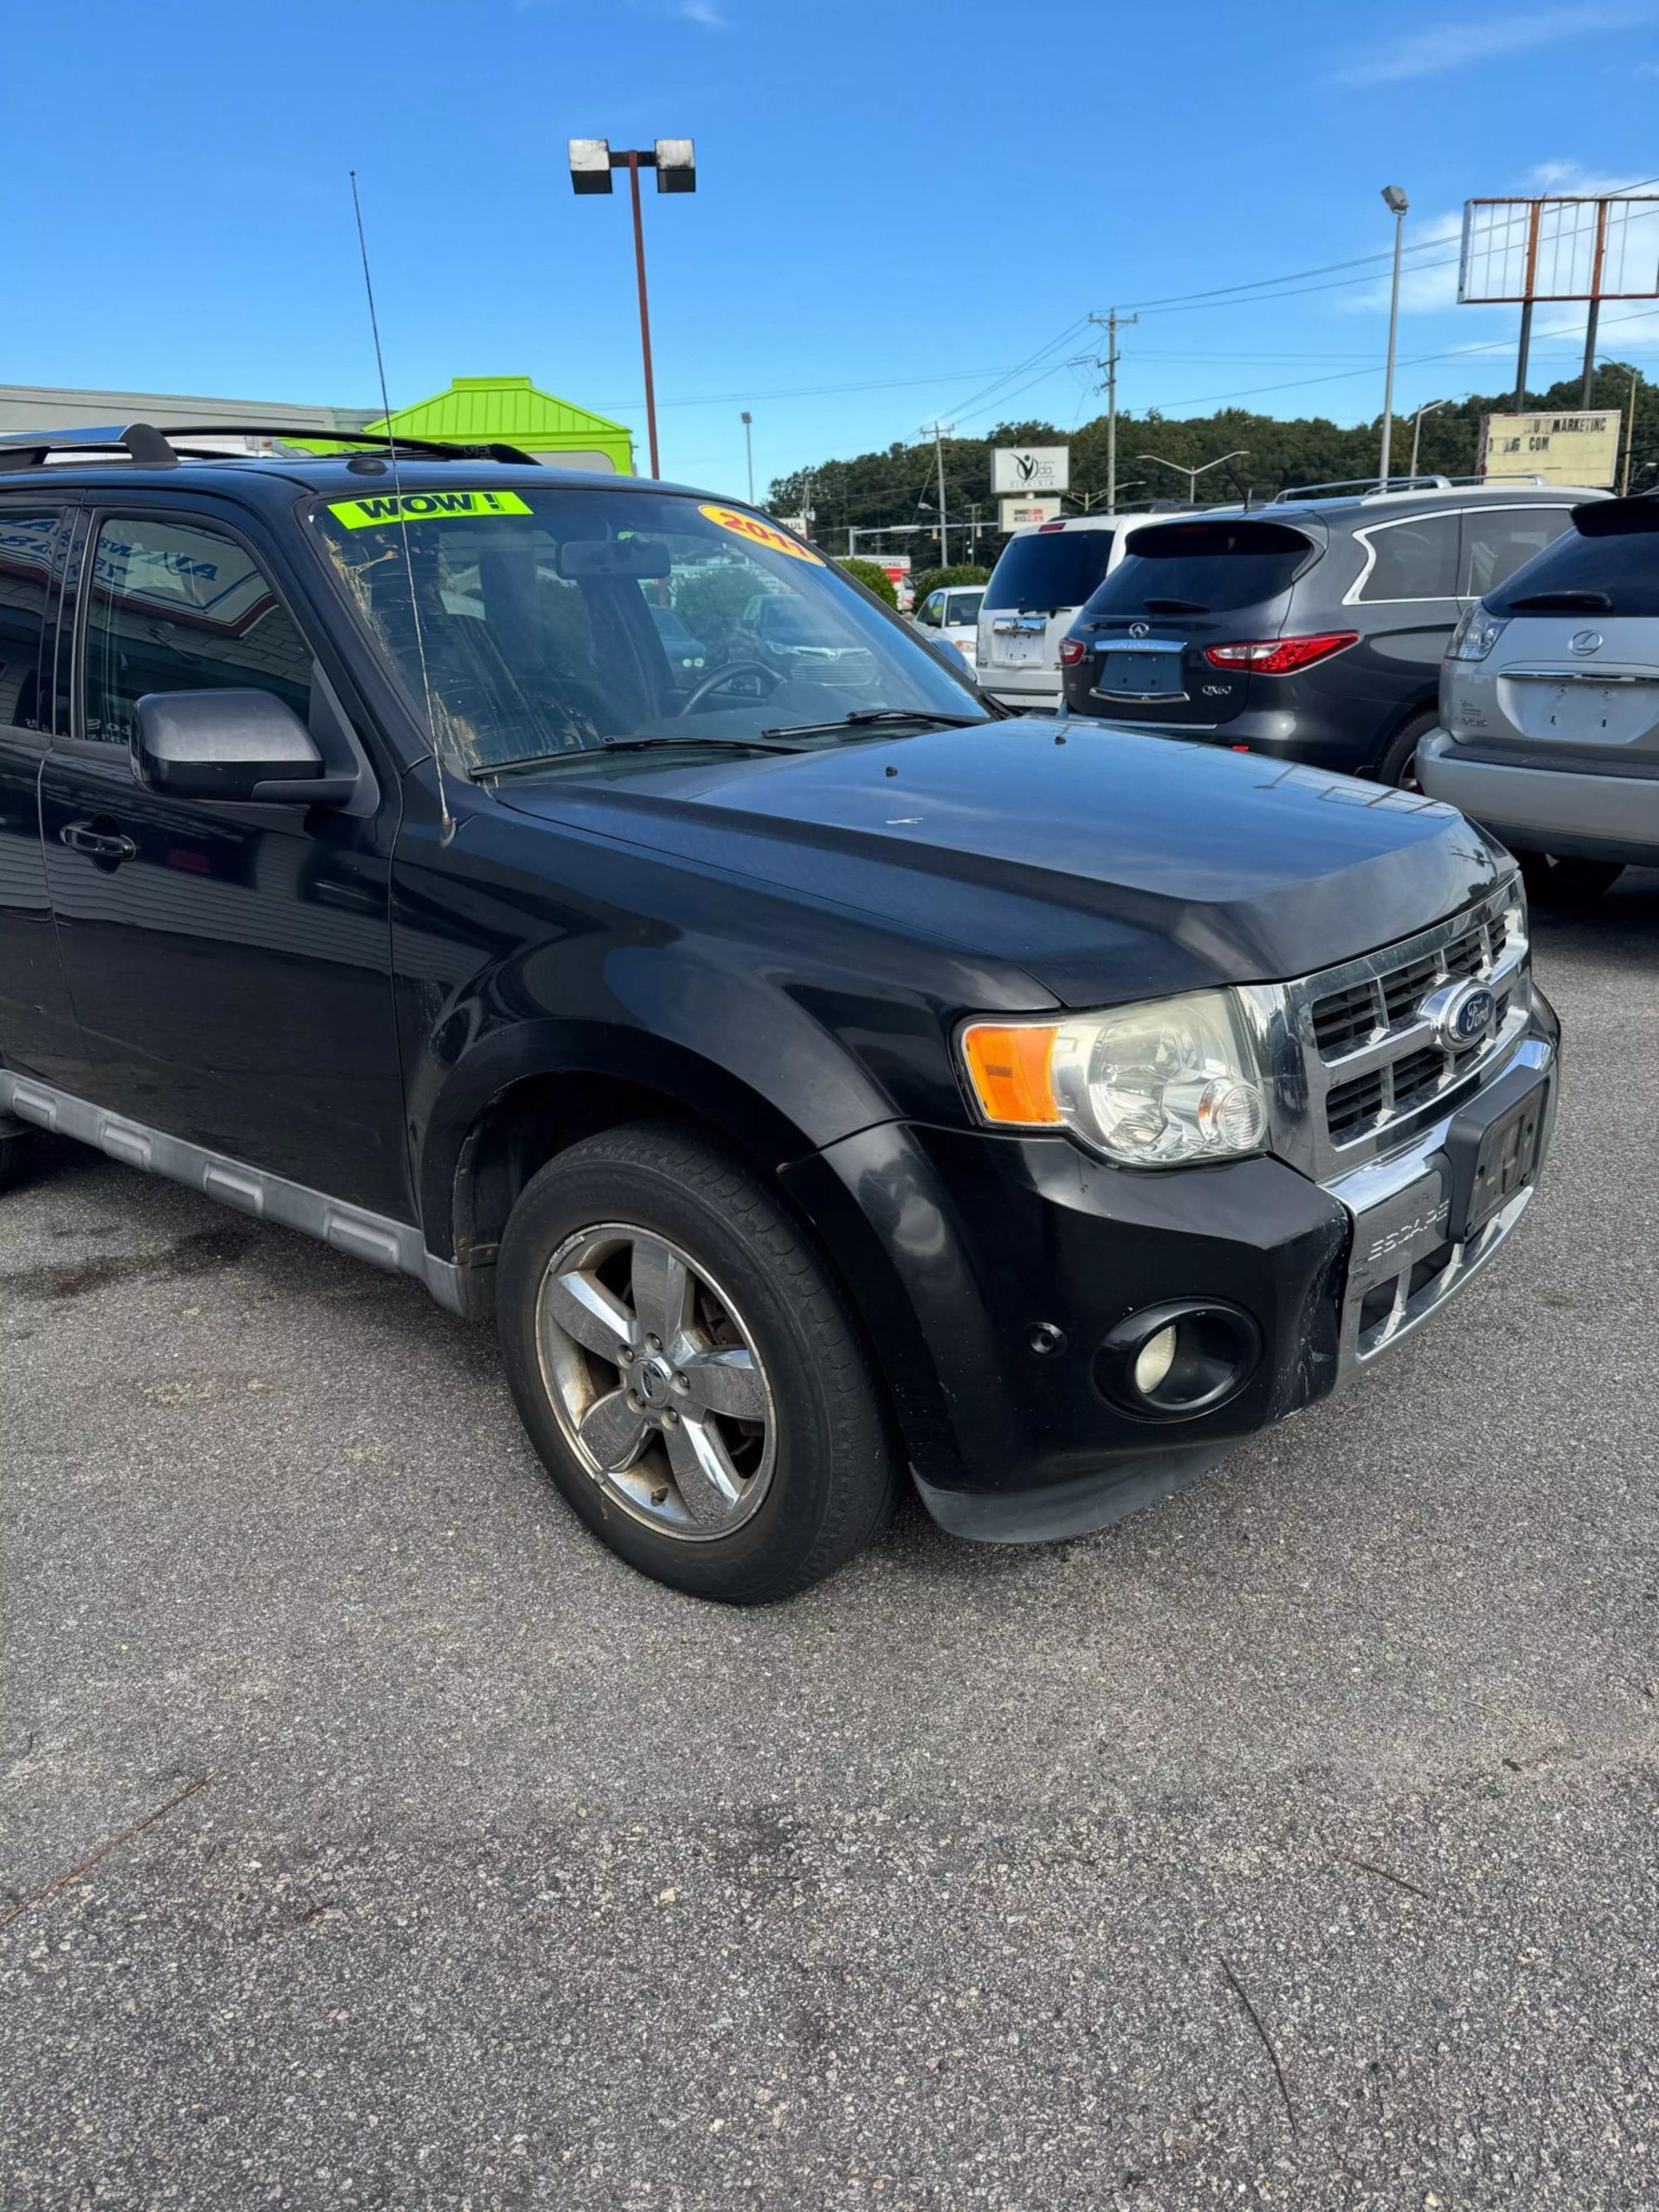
[
  {"x1": 663, "y1": 1407, "x2": 679, "y2": 1426},
  {"x1": 673, "y1": 1373, "x2": 690, "y2": 1393},
  {"x1": 647, "y1": 1334, "x2": 662, "y2": 1353},
  {"x1": 627, "y1": 1391, "x2": 644, "y2": 1411}
]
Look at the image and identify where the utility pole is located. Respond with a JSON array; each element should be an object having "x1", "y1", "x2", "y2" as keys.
[
  {"x1": 1597, "y1": 358, "x2": 1640, "y2": 494},
  {"x1": 741, "y1": 410, "x2": 754, "y2": 503},
  {"x1": 923, "y1": 421, "x2": 953, "y2": 567},
  {"x1": 1087, "y1": 309, "x2": 1137, "y2": 512}
]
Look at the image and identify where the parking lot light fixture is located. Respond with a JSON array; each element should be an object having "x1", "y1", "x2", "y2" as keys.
[
  {"x1": 567, "y1": 137, "x2": 697, "y2": 479},
  {"x1": 1379, "y1": 185, "x2": 1409, "y2": 486},
  {"x1": 741, "y1": 411, "x2": 754, "y2": 503}
]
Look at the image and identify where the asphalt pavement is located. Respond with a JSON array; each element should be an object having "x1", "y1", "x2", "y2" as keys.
[{"x1": 4, "y1": 874, "x2": 1659, "y2": 2210}]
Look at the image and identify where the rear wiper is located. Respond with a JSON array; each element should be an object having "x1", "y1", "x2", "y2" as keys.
[
  {"x1": 761, "y1": 707, "x2": 984, "y2": 739},
  {"x1": 1505, "y1": 589, "x2": 1614, "y2": 612},
  {"x1": 1141, "y1": 596, "x2": 1209, "y2": 615},
  {"x1": 481, "y1": 732, "x2": 809, "y2": 776}
]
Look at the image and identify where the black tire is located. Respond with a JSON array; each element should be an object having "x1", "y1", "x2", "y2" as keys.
[
  {"x1": 1373, "y1": 709, "x2": 1438, "y2": 791},
  {"x1": 495, "y1": 1121, "x2": 898, "y2": 1603},
  {"x1": 1521, "y1": 852, "x2": 1626, "y2": 909},
  {"x1": 0, "y1": 1131, "x2": 32, "y2": 1194}
]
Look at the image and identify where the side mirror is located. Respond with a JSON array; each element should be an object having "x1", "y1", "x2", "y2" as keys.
[{"x1": 133, "y1": 689, "x2": 354, "y2": 805}]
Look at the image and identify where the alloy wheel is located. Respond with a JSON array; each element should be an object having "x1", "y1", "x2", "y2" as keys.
[{"x1": 534, "y1": 1223, "x2": 776, "y2": 1540}]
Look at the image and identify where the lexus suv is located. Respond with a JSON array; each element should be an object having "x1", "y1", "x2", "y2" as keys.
[
  {"x1": 0, "y1": 424, "x2": 1559, "y2": 1602},
  {"x1": 1419, "y1": 489, "x2": 1659, "y2": 903},
  {"x1": 1059, "y1": 479, "x2": 1598, "y2": 785}
]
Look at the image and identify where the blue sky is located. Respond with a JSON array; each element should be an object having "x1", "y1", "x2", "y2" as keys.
[{"x1": 11, "y1": 0, "x2": 1659, "y2": 498}]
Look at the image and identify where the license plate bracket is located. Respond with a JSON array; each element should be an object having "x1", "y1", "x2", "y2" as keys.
[
  {"x1": 1094, "y1": 648, "x2": 1185, "y2": 701},
  {"x1": 1442, "y1": 1063, "x2": 1550, "y2": 1242}
]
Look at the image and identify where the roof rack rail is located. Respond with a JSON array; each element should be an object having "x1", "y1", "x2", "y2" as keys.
[
  {"x1": 0, "y1": 421, "x2": 541, "y2": 474},
  {"x1": 1271, "y1": 472, "x2": 1551, "y2": 503}
]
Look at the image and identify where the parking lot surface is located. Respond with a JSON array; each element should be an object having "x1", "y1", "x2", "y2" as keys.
[{"x1": 3, "y1": 876, "x2": 1658, "y2": 2210}]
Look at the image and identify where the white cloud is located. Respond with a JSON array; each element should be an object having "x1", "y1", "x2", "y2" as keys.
[
  {"x1": 1525, "y1": 158, "x2": 1654, "y2": 192},
  {"x1": 1332, "y1": 7, "x2": 1645, "y2": 85}
]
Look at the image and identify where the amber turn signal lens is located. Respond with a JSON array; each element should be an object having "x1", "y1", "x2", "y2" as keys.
[{"x1": 961, "y1": 1022, "x2": 1062, "y2": 1125}]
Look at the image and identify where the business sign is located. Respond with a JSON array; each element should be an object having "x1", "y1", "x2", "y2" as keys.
[
  {"x1": 1000, "y1": 495, "x2": 1062, "y2": 530},
  {"x1": 1479, "y1": 410, "x2": 1621, "y2": 488},
  {"x1": 991, "y1": 445, "x2": 1069, "y2": 496}
]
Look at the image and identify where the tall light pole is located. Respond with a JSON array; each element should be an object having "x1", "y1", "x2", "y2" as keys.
[
  {"x1": 1139, "y1": 450, "x2": 1248, "y2": 504},
  {"x1": 1408, "y1": 397, "x2": 1452, "y2": 480},
  {"x1": 569, "y1": 137, "x2": 696, "y2": 479},
  {"x1": 740, "y1": 410, "x2": 754, "y2": 503},
  {"x1": 1379, "y1": 184, "x2": 1409, "y2": 487}
]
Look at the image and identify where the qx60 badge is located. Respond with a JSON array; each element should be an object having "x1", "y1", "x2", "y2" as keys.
[{"x1": 1422, "y1": 978, "x2": 1500, "y2": 1050}]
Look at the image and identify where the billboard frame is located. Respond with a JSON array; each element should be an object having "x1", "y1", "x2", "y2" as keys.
[{"x1": 1459, "y1": 193, "x2": 1659, "y2": 410}]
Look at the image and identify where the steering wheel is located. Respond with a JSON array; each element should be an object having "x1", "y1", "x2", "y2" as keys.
[{"x1": 676, "y1": 659, "x2": 784, "y2": 716}]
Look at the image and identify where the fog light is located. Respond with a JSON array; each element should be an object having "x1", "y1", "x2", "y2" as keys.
[
  {"x1": 1096, "y1": 1299, "x2": 1262, "y2": 1422},
  {"x1": 1132, "y1": 1324, "x2": 1179, "y2": 1397}
]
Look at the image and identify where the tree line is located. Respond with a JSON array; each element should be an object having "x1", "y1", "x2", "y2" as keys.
[{"x1": 768, "y1": 362, "x2": 1657, "y2": 553}]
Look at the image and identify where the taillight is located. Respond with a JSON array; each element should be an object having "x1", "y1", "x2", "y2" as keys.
[
  {"x1": 1203, "y1": 631, "x2": 1360, "y2": 675},
  {"x1": 1059, "y1": 639, "x2": 1087, "y2": 666}
]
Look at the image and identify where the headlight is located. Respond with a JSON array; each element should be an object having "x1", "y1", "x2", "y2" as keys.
[
  {"x1": 1447, "y1": 604, "x2": 1508, "y2": 662},
  {"x1": 960, "y1": 989, "x2": 1268, "y2": 1166}
]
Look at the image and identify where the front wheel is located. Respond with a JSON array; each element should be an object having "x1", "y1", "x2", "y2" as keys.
[{"x1": 495, "y1": 1121, "x2": 898, "y2": 1603}]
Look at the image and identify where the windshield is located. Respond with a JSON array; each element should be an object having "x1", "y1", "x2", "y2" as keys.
[
  {"x1": 312, "y1": 486, "x2": 985, "y2": 771},
  {"x1": 944, "y1": 591, "x2": 985, "y2": 625},
  {"x1": 985, "y1": 528, "x2": 1114, "y2": 613}
]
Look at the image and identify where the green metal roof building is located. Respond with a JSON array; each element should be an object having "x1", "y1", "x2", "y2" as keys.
[{"x1": 365, "y1": 375, "x2": 635, "y2": 474}]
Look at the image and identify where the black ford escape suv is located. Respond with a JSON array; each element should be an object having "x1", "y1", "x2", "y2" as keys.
[
  {"x1": 1060, "y1": 479, "x2": 1598, "y2": 785},
  {"x1": 0, "y1": 425, "x2": 1559, "y2": 1602}
]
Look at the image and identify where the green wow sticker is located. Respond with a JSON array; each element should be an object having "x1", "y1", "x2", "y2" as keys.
[{"x1": 327, "y1": 489, "x2": 533, "y2": 528}]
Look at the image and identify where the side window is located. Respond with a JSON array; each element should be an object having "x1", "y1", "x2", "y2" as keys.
[
  {"x1": 0, "y1": 510, "x2": 59, "y2": 733},
  {"x1": 1458, "y1": 507, "x2": 1573, "y2": 600},
  {"x1": 80, "y1": 517, "x2": 312, "y2": 746},
  {"x1": 1356, "y1": 514, "x2": 1461, "y2": 602},
  {"x1": 917, "y1": 592, "x2": 942, "y2": 627}
]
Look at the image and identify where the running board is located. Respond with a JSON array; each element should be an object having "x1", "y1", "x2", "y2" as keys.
[{"x1": 0, "y1": 1070, "x2": 464, "y2": 1315}]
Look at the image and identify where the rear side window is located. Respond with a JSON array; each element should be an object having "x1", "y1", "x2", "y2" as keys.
[
  {"x1": 1458, "y1": 507, "x2": 1572, "y2": 599},
  {"x1": 944, "y1": 590, "x2": 984, "y2": 625},
  {"x1": 985, "y1": 528, "x2": 1114, "y2": 612},
  {"x1": 0, "y1": 510, "x2": 57, "y2": 733},
  {"x1": 1486, "y1": 500, "x2": 1659, "y2": 616},
  {"x1": 1079, "y1": 518, "x2": 1315, "y2": 618},
  {"x1": 81, "y1": 518, "x2": 313, "y2": 746},
  {"x1": 1355, "y1": 513, "x2": 1459, "y2": 601}
]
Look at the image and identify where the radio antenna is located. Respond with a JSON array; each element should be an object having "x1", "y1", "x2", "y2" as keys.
[{"x1": 348, "y1": 168, "x2": 454, "y2": 839}]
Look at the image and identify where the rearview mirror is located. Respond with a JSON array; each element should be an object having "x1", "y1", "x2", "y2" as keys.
[
  {"x1": 133, "y1": 689, "x2": 353, "y2": 805},
  {"x1": 556, "y1": 537, "x2": 671, "y2": 580}
]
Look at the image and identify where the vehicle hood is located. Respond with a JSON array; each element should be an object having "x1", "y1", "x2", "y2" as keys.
[{"x1": 494, "y1": 721, "x2": 1507, "y2": 1005}]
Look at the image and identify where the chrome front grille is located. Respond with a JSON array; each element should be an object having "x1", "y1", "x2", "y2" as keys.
[{"x1": 1238, "y1": 882, "x2": 1531, "y2": 1184}]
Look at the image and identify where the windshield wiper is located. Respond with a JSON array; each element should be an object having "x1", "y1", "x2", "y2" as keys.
[
  {"x1": 761, "y1": 707, "x2": 985, "y2": 739},
  {"x1": 481, "y1": 732, "x2": 809, "y2": 776},
  {"x1": 1506, "y1": 589, "x2": 1614, "y2": 612}
]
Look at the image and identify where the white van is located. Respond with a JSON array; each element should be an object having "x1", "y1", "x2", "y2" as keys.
[{"x1": 976, "y1": 511, "x2": 1190, "y2": 712}]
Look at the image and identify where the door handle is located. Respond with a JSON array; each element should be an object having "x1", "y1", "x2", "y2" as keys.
[{"x1": 60, "y1": 821, "x2": 138, "y2": 863}]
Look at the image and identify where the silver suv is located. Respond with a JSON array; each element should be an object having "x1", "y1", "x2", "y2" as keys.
[{"x1": 1419, "y1": 492, "x2": 1659, "y2": 904}]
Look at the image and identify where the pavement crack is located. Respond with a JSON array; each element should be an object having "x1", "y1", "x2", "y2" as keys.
[
  {"x1": 0, "y1": 1772, "x2": 216, "y2": 1931},
  {"x1": 1332, "y1": 1851, "x2": 1449, "y2": 1907},
  {"x1": 1219, "y1": 1952, "x2": 1297, "y2": 2141}
]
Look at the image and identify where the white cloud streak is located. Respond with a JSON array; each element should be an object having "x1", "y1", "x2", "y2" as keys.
[{"x1": 1332, "y1": 7, "x2": 1645, "y2": 86}]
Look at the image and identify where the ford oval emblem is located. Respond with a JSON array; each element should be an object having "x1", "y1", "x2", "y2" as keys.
[
  {"x1": 1128, "y1": 620, "x2": 1151, "y2": 639},
  {"x1": 1569, "y1": 629, "x2": 1603, "y2": 655},
  {"x1": 1422, "y1": 979, "x2": 1498, "y2": 1050}
]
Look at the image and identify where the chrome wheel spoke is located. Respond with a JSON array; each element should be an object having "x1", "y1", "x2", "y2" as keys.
[
  {"x1": 577, "y1": 1388, "x2": 653, "y2": 1475},
  {"x1": 630, "y1": 1234, "x2": 693, "y2": 1351},
  {"x1": 679, "y1": 1344, "x2": 767, "y2": 1421},
  {"x1": 545, "y1": 1267, "x2": 635, "y2": 1362},
  {"x1": 664, "y1": 1414, "x2": 744, "y2": 1527}
]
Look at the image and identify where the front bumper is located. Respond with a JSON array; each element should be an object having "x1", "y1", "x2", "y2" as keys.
[
  {"x1": 1418, "y1": 728, "x2": 1659, "y2": 865},
  {"x1": 784, "y1": 999, "x2": 1558, "y2": 1544}
]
